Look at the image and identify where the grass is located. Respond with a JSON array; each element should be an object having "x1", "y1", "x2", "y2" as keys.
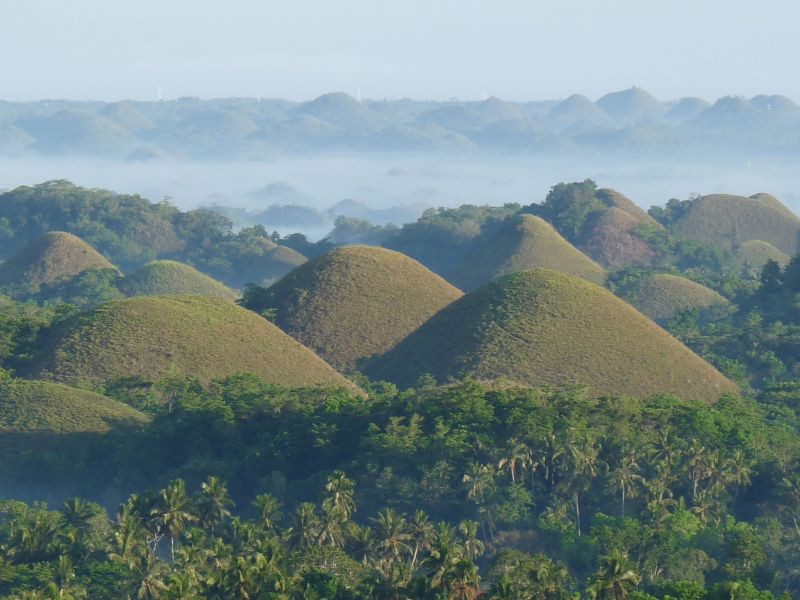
[
  {"x1": 365, "y1": 269, "x2": 738, "y2": 402},
  {"x1": 0, "y1": 231, "x2": 116, "y2": 291},
  {"x1": 119, "y1": 260, "x2": 237, "y2": 300},
  {"x1": 625, "y1": 274, "x2": 728, "y2": 322},
  {"x1": 596, "y1": 188, "x2": 661, "y2": 227},
  {"x1": 226, "y1": 238, "x2": 307, "y2": 289},
  {"x1": 731, "y1": 240, "x2": 790, "y2": 274},
  {"x1": 258, "y1": 245, "x2": 463, "y2": 371},
  {"x1": 0, "y1": 379, "x2": 148, "y2": 433},
  {"x1": 579, "y1": 207, "x2": 660, "y2": 269},
  {"x1": 671, "y1": 194, "x2": 800, "y2": 255},
  {"x1": 447, "y1": 214, "x2": 606, "y2": 291},
  {"x1": 26, "y1": 295, "x2": 360, "y2": 392}
]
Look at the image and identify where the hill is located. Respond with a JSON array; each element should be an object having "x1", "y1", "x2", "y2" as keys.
[
  {"x1": 222, "y1": 238, "x2": 307, "y2": 288},
  {"x1": 595, "y1": 87, "x2": 666, "y2": 122},
  {"x1": 596, "y1": 188, "x2": 661, "y2": 226},
  {"x1": 119, "y1": 260, "x2": 237, "y2": 300},
  {"x1": 545, "y1": 94, "x2": 613, "y2": 131},
  {"x1": 624, "y1": 274, "x2": 728, "y2": 322},
  {"x1": 447, "y1": 214, "x2": 606, "y2": 290},
  {"x1": 248, "y1": 245, "x2": 462, "y2": 371},
  {"x1": 578, "y1": 207, "x2": 660, "y2": 269},
  {"x1": 365, "y1": 269, "x2": 737, "y2": 401},
  {"x1": 669, "y1": 193, "x2": 800, "y2": 255},
  {"x1": 665, "y1": 97, "x2": 711, "y2": 122},
  {"x1": 26, "y1": 295, "x2": 359, "y2": 392},
  {"x1": 731, "y1": 240, "x2": 791, "y2": 275},
  {"x1": 0, "y1": 379, "x2": 148, "y2": 434},
  {"x1": 0, "y1": 232, "x2": 117, "y2": 291}
]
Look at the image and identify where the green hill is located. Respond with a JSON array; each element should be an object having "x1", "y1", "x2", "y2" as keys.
[
  {"x1": 250, "y1": 245, "x2": 463, "y2": 371},
  {"x1": 596, "y1": 188, "x2": 662, "y2": 227},
  {"x1": 579, "y1": 207, "x2": 660, "y2": 269},
  {"x1": 0, "y1": 379, "x2": 148, "y2": 434},
  {"x1": 119, "y1": 260, "x2": 237, "y2": 300},
  {"x1": 26, "y1": 295, "x2": 359, "y2": 392},
  {"x1": 0, "y1": 232, "x2": 117, "y2": 292},
  {"x1": 670, "y1": 193, "x2": 800, "y2": 255},
  {"x1": 447, "y1": 214, "x2": 606, "y2": 290},
  {"x1": 224, "y1": 238, "x2": 307, "y2": 288},
  {"x1": 624, "y1": 274, "x2": 728, "y2": 322},
  {"x1": 365, "y1": 269, "x2": 737, "y2": 401},
  {"x1": 731, "y1": 239, "x2": 791, "y2": 275}
]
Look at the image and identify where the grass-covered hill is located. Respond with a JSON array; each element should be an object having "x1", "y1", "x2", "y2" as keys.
[
  {"x1": 0, "y1": 231, "x2": 117, "y2": 292},
  {"x1": 578, "y1": 207, "x2": 660, "y2": 269},
  {"x1": 244, "y1": 245, "x2": 463, "y2": 371},
  {"x1": 217, "y1": 237, "x2": 307, "y2": 288},
  {"x1": 446, "y1": 214, "x2": 606, "y2": 290},
  {"x1": 0, "y1": 379, "x2": 148, "y2": 434},
  {"x1": 669, "y1": 193, "x2": 800, "y2": 255},
  {"x1": 731, "y1": 239, "x2": 791, "y2": 275},
  {"x1": 25, "y1": 295, "x2": 359, "y2": 392},
  {"x1": 595, "y1": 188, "x2": 661, "y2": 227},
  {"x1": 365, "y1": 269, "x2": 737, "y2": 401},
  {"x1": 623, "y1": 273, "x2": 728, "y2": 322},
  {"x1": 118, "y1": 260, "x2": 237, "y2": 300}
]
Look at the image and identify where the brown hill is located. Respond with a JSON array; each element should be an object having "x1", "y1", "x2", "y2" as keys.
[
  {"x1": 579, "y1": 207, "x2": 660, "y2": 270},
  {"x1": 625, "y1": 274, "x2": 728, "y2": 322}
]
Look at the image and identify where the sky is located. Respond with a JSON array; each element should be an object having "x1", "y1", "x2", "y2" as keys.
[{"x1": 1, "y1": 0, "x2": 797, "y2": 103}]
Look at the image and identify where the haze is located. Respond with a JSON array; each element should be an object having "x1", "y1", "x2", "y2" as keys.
[{"x1": 3, "y1": 0, "x2": 798, "y2": 102}]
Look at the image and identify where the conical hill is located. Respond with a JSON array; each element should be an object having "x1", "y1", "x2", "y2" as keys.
[{"x1": 119, "y1": 260, "x2": 237, "y2": 300}]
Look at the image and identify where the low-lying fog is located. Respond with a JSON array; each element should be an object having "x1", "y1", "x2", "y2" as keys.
[{"x1": 0, "y1": 154, "x2": 797, "y2": 240}]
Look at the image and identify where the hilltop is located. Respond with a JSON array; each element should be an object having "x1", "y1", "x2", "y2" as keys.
[
  {"x1": 446, "y1": 214, "x2": 606, "y2": 290},
  {"x1": 731, "y1": 240, "x2": 790, "y2": 275},
  {"x1": 221, "y1": 238, "x2": 307, "y2": 288},
  {"x1": 0, "y1": 232, "x2": 117, "y2": 292},
  {"x1": 119, "y1": 260, "x2": 237, "y2": 300},
  {"x1": 244, "y1": 245, "x2": 463, "y2": 371},
  {"x1": 668, "y1": 193, "x2": 800, "y2": 255},
  {"x1": 26, "y1": 295, "x2": 359, "y2": 392},
  {"x1": 0, "y1": 379, "x2": 148, "y2": 434},
  {"x1": 365, "y1": 269, "x2": 737, "y2": 401},
  {"x1": 578, "y1": 207, "x2": 660, "y2": 269},
  {"x1": 623, "y1": 274, "x2": 728, "y2": 322}
]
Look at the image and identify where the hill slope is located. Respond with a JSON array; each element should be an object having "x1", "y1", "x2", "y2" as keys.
[
  {"x1": 365, "y1": 269, "x2": 737, "y2": 401},
  {"x1": 447, "y1": 214, "x2": 606, "y2": 290},
  {"x1": 26, "y1": 295, "x2": 358, "y2": 391},
  {"x1": 0, "y1": 232, "x2": 116, "y2": 291},
  {"x1": 579, "y1": 207, "x2": 660, "y2": 269},
  {"x1": 0, "y1": 379, "x2": 148, "y2": 434},
  {"x1": 670, "y1": 193, "x2": 800, "y2": 255},
  {"x1": 625, "y1": 274, "x2": 728, "y2": 322},
  {"x1": 731, "y1": 240, "x2": 791, "y2": 274},
  {"x1": 119, "y1": 260, "x2": 237, "y2": 300},
  {"x1": 224, "y1": 238, "x2": 307, "y2": 288},
  {"x1": 253, "y1": 245, "x2": 463, "y2": 371}
]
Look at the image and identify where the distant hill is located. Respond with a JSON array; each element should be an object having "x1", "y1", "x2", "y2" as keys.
[
  {"x1": 221, "y1": 238, "x2": 307, "y2": 288},
  {"x1": 579, "y1": 208, "x2": 660, "y2": 270},
  {"x1": 118, "y1": 260, "x2": 237, "y2": 300},
  {"x1": 0, "y1": 232, "x2": 116, "y2": 292},
  {"x1": 665, "y1": 97, "x2": 711, "y2": 122},
  {"x1": 365, "y1": 269, "x2": 737, "y2": 401},
  {"x1": 18, "y1": 109, "x2": 136, "y2": 155},
  {"x1": 595, "y1": 88, "x2": 666, "y2": 123},
  {"x1": 669, "y1": 193, "x2": 800, "y2": 255},
  {"x1": 101, "y1": 101, "x2": 154, "y2": 132},
  {"x1": 731, "y1": 240, "x2": 791, "y2": 275},
  {"x1": 624, "y1": 274, "x2": 728, "y2": 322},
  {"x1": 27, "y1": 295, "x2": 359, "y2": 391},
  {"x1": 446, "y1": 214, "x2": 606, "y2": 290},
  {"x1": 596, "y1": 188, "x2": 660, "y2": 226},
  {"x1": 546, "y1": 94, "x2": 613, "y2": 131},
  {"x1": 0, "y1": 379, "x2": 148, "y2": 434},
  {"x1": 249, "y1": 245, "x2": 463, "y2": 371}
]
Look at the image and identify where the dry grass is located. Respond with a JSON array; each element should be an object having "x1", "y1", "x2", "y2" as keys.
[
  {"x1": 579, "y1": 207, "x2": 659, "y2": 269},
  {"x1": 119, "y1": 260, "x2": 237, "y2": 300},
  {"x1": 625, "y1": 273, "x2": 727, "y2": 322},
  {"x1": 365, "y1": 269, "x2": 737, "y2": 402}
]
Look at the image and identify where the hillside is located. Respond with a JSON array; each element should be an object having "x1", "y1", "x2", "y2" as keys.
[
  {"x1": 596, "y1": 188, "x2": 661, "y2": 227},
  {"x1": 222, "y1": 238, "x2": 307, "y2": 288},
  {"x1": 669, "y1": 193, "x2": 800, "y2": 255},
  {"x1": 446, "y1": 214, "x2": 606, "y2": 290},
  {"x1": 249, "y1": 245, "x2": 463, "y2": 371},
  {"x1": 119, "y1": 260, "x2": 237, "y2": 300},
  {"x1": 624, "y1": 274, "x2": 728, "y2": 322},
  {"x1": 731, "y1": 239, "x2": 790, "y2": 274},
  {"x1": 578, "y1": 207, "x2": 660, "y2": 269},
  {"x1": 595, "y1": 87, "x2": 666, "y2": 122},
  {"x1": 26, "y1": 295, "x2": 359, "y2": 392},
  {"x1": 0, "y1": 379, "x2": 148, "y2": 434},
  {"x1": 365, "y1": 269, "x2": 737, "y2": 401},
  {"x1": 0, "y1": 231, "x2": 117, "y2": 291}
]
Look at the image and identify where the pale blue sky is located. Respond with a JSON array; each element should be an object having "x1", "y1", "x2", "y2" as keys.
[{"x1": 2, "y1": 0, "x2": 797, "y2": 102}]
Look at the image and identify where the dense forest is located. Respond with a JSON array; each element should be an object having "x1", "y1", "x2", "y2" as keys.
[{"x1": 0, "y1": 179, "x2": 799, "y2": 598}]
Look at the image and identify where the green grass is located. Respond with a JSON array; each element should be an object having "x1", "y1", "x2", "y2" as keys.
[
  {"x1": 596, "y1": 188, "x2": 662, "y2": 227},
  {"x1": 365, "y1": 269, "x2": 738, "y2": 402},
  {"x1": 0, "y1": 231, "x2": 116, "y2": 291},
  {"x1": 258, "y1": 245, "x2": 463, "y2": 371},
  {"x1": 26, "y1": 295, "x2": 360, "y2": 392},
  {"x1": 579, "y1": 207, "x2": 660, "y2": 269},
  {"x1": 447, "y1": 214, "x2": 606, "y2": 291},
  {"x1": 671, "y1": 194, "x2": 800, "y2": 255},
  {"x1": 731, "y1": 239, "x2": 790, "y2": 275},
  {"x1": 624, "y1": 273, "x2": 728, "y2": 322},
  {"x1": 0, "y1": 379, "x2": 148, "y2": 433},
  {"x1": 119, "y1": 260, "x2": 237, "y2": 300},
  {"x1": 225, "y1": 238, "x2": 307, "y2": 289}
]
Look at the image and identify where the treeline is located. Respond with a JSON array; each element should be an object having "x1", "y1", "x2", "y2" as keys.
[{"x1": 1, "y1": 377, "x2": 798, "y2": 597}]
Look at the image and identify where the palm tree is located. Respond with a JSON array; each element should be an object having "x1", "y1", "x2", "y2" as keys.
[
  {"x1": 324, "y1": 470, "x2": 356, "y2": 521},
  {"x1": 153, "y1": 480, "x2": 196, "y2": 561},
  {"x1": 587, "y1": 549, "x2": 641, "y2": 600},
  {"x1": 252, "y1": 493, "x2": 283, "y2": 534},
  {"x1": 289, "y1": 502, "x2": 320, "y2": 549},
  {"x1": 372, "y1": 508, "x2": 412, "y2": 565},
  {"x1": 685, "y1": 439, "x2": 712, "y2": 504},
  {"x1": 410, "y1": 510, "x2": 434, "y2": 569},
  {"x1": 606, "y1": 449, "x2": 644, "y2": 517},
  {"x1": 196, "y1": 476, "x2": 233, "y2": 533},
  {"x1": 457, "y1": 521, "x2": 485, "y2": 561},
  {"x1": 566, "y1": 433, "x2": 605, "y2": 537},
  {"x1": 498, "y1": 438, "x2": 534, "y2": 484}
]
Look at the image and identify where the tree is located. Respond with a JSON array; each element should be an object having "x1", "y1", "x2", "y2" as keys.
[
  {"x1": 153, "y1": 480, "x2": 196, "y2": 561},
  {"x1": 195, "y1": 476, "x2": 233, "y2": 533},
  {"x1": 587, "y1": 549, "x2": 641, "y2": 600},
  {"x1": 606, "y1": 449, "x2": 645, "y2": 517}
]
